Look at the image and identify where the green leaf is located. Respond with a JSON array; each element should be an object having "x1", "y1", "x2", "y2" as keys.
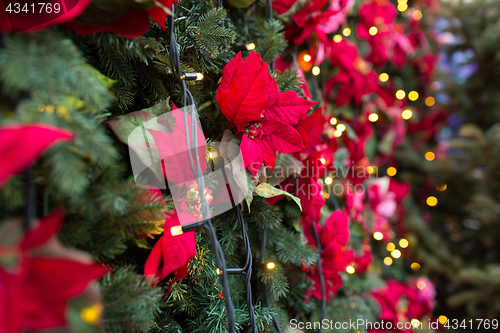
[{"x1": 254, "y1": 183, "x2": 302, "y2": 211}]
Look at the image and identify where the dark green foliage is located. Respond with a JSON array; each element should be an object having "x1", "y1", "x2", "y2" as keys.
[
  {"x1": 102, "y1": 266, "x2": 163, "y2": 333},
  {"x1": 255, "y1": 20, "x2": 287, "y2": 64}
]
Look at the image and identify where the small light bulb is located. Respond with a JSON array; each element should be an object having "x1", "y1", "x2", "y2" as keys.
[
  {"x1": 411, "y1": 262, "x2": 421, "y2": 271},
  {"x1": 337, "y1": 123, "x2": 346, "y2": 132},
  {"x1": 246, "y1": 43, "x2": 256, "y2": 50},
  {"x1": 412, "y1": 10, "x2": 423, "y2": 20},
  {"x1": 436, "y1": 183, "x2": 447, "y2": 191},
  {"x1": 386, "y1": 242, "x2": 396, "y2": 251},
  {"x1": 431, "y1": 81, "x2": 441, "y2": 91},
  {"x1": 425, "y1": 151, "x2": 435, "y2": 161},
  {"x1": 396, "y1": 90, "x2": 406, "y2": 100},
  {"x1": 209, "y1": 151, "x2": 217, "y2": 159},
  {"x1": 334, "y1": 130, "x2": 343, "y2": 137},
  {"x1": 391, "y1": 249, "x2": 402, "y2": 259},
  {"x1": 417, "y1": 281, "x2": 426, "y2": 290},
  {"x1": 323, "y1": 191, "x2": 330, "y2": 199},
  {"x1": 368, "y1": 113, "x2": 379, "y2": 122},
  {"x1": 324, "y1": 177, "x2": 333, "y2": 185},
  {"x1": 343, "y1": 27, "x2": 351, "y2": 36},
  {"x1": 196, "y1": 73, "x2": 204, "y2": 80},
  {"x1": 411, "y1": 319, "x2": 422, "y2": 328},
  {"x1": 398, "y1": 3, "x2": 408, "y2": 12},
  {"x1": 399, "y1": 238, "x2": 409, "y2": 248},
  {"x1": 330, "y1": 117, "x2": 338, "y2": 126},
  {"x1": 45, "y1": 105, "x2": 55, "y2": 114},
  {"x1": 346, "y1": 266, "x2": 355, "y2": 274},
  {"x1": 303, "y1": 54, "x2": 312, "y2": 63},
  {"x1": 402, "y1": 109, "x2": 413, "y2": 120},
  {"x1": 319, "y1": 157, "x2": 326, "y2": 165},
  {"x1": 333, "y1": 34, "x2": 342, "y2": 43},
  {"x1": 171, "y1": 226, "x2": 184, "y2": 236},
  {"x1": 369, "y1": 26, "x2": 378, "y2": 36},
  {"x1": 378, "y1": 73, "x2": 389, "y2": 82},
  {"x1": 367, "y1": 166, "x2": 376, "y2": 174},
  {"x1": 426, "y1": 196, "x2": 438, "y2": 207},
  {"x1": 384, "y1": 257, "x2": 393, "y2": 266},
  {"x1": 425, "y1": 96, "x2": 436, "y2": 106},
  {"x1": 80, "y1": 304, "x2": 103, "y2": 324},
  {"x1": 438, "y1": 316, "x2": 448, "y2": 325},
  {"x1": 387, "y1": 167, "x2": 397, "y2": 177},
  {"x1": 216, "y1": 268, "x2": 221, "y2": 275},
  {"x1": 408, "y1": 91, "x2": 419, "y2": 101},
  {"x1": 373, "y1": 232, "x2": 384, "y2": 241},
  {"x1": 312, "y1": 66, "x2": 321, "y2": 76},
  {"x1": 267, "y1": 262, "x2": 275, "y2": 269}
]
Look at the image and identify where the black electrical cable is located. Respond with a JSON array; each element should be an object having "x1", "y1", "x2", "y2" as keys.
[
  {"x1": 259, "y1": 228, "x2": 284, "y2": 333},
  {"x1": 167, "y1": 7, "x2": 235, "y2": 332},
  {"x1": 267, "y1": 0, "x2": 274, "y2": 71},
  {"x1": 310, "y1": 219, "x2": 326, "y2": 333}
]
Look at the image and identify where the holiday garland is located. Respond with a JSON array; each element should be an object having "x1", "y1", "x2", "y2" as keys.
[{"x1": 0, "y1": 0, "x2": 448, "y2": 332}]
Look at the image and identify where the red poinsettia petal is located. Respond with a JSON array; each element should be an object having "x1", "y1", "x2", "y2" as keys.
[
  {"x1": 321, "y1": 209, "x2": 350, "y2": 249},
  {"x1": 144, "y1": 212, "x2": 197, "y2": 285},
  {"x1": 216, "y1": 52, "x2": 270, "y2": 130},
  {"x1": 148, "y1": 0, "x2": 180, "y2": 30},
  {"x1": 240, "y1": 135, "x2": 271, "y2": 177},
  {"x1": 148, "y1": 109, "x2": 207, "y2": 188},
  {"x1": 20, "y1": 210, "x2": 64, "y2": 251},
  {"x1": 0, "y1": 124, "x2": 73, "y2": 188},
  {"x1": 1, "y1": 0, "x2": 92, "y2": 33},
  {"x1": 266, "y1": 88, "x2": 316, "y2": 125},
  {"x1": 66, "y1": 9, "x2": 150, "y2": 38},
  {"x1": 264, "y1": 123, "x2": 305, "y2": 154},
  {"x1": 21, "y1": 258, "x2": 107, "y2": 331}
]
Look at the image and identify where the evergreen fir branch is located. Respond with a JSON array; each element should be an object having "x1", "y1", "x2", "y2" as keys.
[
  {"x1": 187, "y1": 8, "x2": 236, "y2": 60},
  {"x1": 258, "y1": 264, "x2": 290, "y2": 300},
  {"x1": 256, "y1": 20, "x2": 287, "y2": 64},
  {"x1": 102, "y1": 266, "x2": 163, "y2": 333},
  {"x1": 0, "y1": 31, "x2": 114, "y2": 112},
  {"x1": 269, "y1": 228, "x2": 318, "y2": 267},
  {"x1": 274, "y1": 69, "x2": 304, "y2": 95}
]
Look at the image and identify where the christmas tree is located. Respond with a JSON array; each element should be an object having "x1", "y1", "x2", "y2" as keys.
[{"x1": 0, "y1": 0, "x2": 469, "y2": 332}]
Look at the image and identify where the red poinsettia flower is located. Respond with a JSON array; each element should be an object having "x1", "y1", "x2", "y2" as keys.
[
  {"x1": 353, "y1": 240, "x2": 373, "y2": 273},
  {"x1": 326, "y1": 40, "x2": 379, "y2": 106},
  {"x1": 0, "y1": 123, "x2": 74, "y2": 188},
  {"x1": 295, "y1": 108, "x2": 336, "y2": 178},
  {"x1": 274, "y1": 0, "x2": 352, "y2": 45},
  {"x1": 356, "y1": 0, "x2": 397, "y2": 39},
  {"x1": 66, "y1": 0, "x2": 178, "y2": 38},
  {"x1": 345, "y1": 182, "x2": 365, "y2": 221},
  {"x1": 371, "y1": 280, "x2": 435, "y2": 332},
  {"x1": 215, "y1": 51, "x2": 316, "y2": 177},
  {"x1": 0, "y1": 211, "x2": 107, "y2": 333},
  {"x1": 148, "y1": 105, "x2": 207, "y2": 189},
  {"x1": 303, "y1": 210, "x2": 354, "y2": 300},
  {"x1": 340, "y1": 111, "x2": 373, "y2": 167},
  {"x1": 368, "y1": 177, "x2": 410, "y2": 219},
  {"x1": 144, "y1": 210, "x2": 197, "y2": 294}
]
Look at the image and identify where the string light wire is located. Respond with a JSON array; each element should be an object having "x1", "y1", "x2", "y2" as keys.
[{"x1": 168, "y1": 8, "x2": 235, "y2": 332}]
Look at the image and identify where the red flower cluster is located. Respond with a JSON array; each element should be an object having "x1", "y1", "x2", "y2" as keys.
[
  {"x1": 0, "y1": 211, "x2": 107, "y2": 333},
  {"x1": 303, "y1": 210, "x2": 354, "y2": 300},
  {"x1": 325, "y1": 39, "x2": 379, "y2": 106},
  {"x1": 215, "y1": 51, "x2": 315, "y2": 177},
  {"x1": 356, "y1": 0, "x2": 414, "y2": 68}
]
